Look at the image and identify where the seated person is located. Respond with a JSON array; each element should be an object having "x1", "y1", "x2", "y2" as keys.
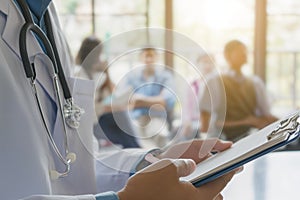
[
  {"x1": 180, "y1": 53, "x2": 216, "y2": 141},
  {"x1": 199, "y1": 40, "x2": 278, "y2": 142},
  {"x1": 95, "y1": 72, "x2": 141, "y2": 149},
  {"x1": 76, "y1": 36, "x2": 140, "y2": 148},
  {"x1": 124, "y1": 47, "x2": 176, "y2": 148}
]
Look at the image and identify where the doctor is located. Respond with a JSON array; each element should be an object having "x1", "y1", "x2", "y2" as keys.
[{"x1": 0, "y1": 0, "x2": 238, "y2": 199}]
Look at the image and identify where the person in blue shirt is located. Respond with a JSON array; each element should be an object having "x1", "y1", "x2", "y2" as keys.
[
  {"x1": 0, "y1": 0, "x2": 240, "y2": 199},
  {"x1": 125, "y1": 47, "x2": 176, "y2": 148}
]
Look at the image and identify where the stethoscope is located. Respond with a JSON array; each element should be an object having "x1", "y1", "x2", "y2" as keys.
[{"x1": 16, "y1": 0, "x2": 84, "y2": 180}]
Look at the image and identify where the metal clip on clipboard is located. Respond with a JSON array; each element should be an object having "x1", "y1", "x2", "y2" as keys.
[{"x1": 267, "y1": 112, "x2": 300, "y2": 140}]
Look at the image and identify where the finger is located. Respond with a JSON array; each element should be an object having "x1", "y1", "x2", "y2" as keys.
[
  {"x1": 173, "y1": 159, "x2": 196, "y2": 178},
  {"x1": 214, "y1": 194, "x2": 223, "y2": 200},
  {"x1": 198, "y1": 171, "x2": 235, "y2": 199},
  {"x1": 211, "y1": 140, "x2": 233, "y2": 152},
  {"x1": 141, "y1": 159, "x2": 174, "y2": 173},
  {"x1": 141, "y1": 158, "x2": 196, "y2": 178},
  {"x1": 198, "y1": 138, "x2": 232, "y2": 158},
  {"x1": 235, "y1": 166, "x2": 244, "y2": 174}
]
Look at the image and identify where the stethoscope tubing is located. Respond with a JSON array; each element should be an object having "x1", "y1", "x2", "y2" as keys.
[
  {"x1": 19, "y1": 22, "x2": 58, "y2": 78},
  {"x1": 16, "y1": 0, "x2": 75, "y2": 179},
  {"x1": 44, "y1": 10, "x2": 72, "y2": 100}
]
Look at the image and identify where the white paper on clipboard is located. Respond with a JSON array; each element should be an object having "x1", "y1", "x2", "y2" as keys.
[{"x1": 180, "y1": 112, "x2": 300, "y2": 186}]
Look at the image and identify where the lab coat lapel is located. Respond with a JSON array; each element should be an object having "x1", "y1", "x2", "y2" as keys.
[
  {"x1": 1, "y1": 2, "x2": 43, "y2": 60},
  {"x1": 1, "y1": 1, "x2": 56, "y2": 102},
  {"x1": 34, "y1": 54, "x2": 57, "y2": 101}
]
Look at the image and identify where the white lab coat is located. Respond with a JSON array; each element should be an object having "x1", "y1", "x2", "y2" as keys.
[{"x1": 0, "y1": 1, "x2": 145, "y2": 199}]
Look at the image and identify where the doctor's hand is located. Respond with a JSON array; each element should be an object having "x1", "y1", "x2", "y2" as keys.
[
  {"x1": 159, "y1": 138, "x2": 233, "y2": 164},
  {"x1": 118, "y1": 158, "x2": 236, "y2": 200}
]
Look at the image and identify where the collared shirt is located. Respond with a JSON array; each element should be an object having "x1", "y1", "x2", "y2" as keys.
[
  {"x1": 125, "y1": 66, "x2": 176, "y2": 119},
  {"x1": 25, "y1": 0, "x2": 51, "y2": 51},
  {"x1": 26, "y1": 0, "x2": 51, "y2": 20}
]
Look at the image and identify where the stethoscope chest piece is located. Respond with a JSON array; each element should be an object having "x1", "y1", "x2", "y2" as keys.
[{"x1": 64, "y1": 99, "x2": 85, "y2": 129}]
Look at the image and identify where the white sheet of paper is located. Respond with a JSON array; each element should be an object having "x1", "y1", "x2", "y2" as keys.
[{"x1": 180, "y1": 120, "x2": 291, "y2": 183}]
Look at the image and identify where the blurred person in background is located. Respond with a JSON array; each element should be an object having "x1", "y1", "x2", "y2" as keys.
[
  {"x1": 125, "y1": 47, "x2": 176, "y2": 148},
  {"x1": 76, "y1": 36, "x2": 140, "y2": 148},
  {"x1": 199, "y1": 40, "x2": 278, "y2": 142},
  {"x1": 180, "y1": 53, "x2": 216, "y2": 142}
]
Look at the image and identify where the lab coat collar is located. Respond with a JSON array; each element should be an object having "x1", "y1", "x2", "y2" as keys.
[
  {"x1": 0, "y1": 1, "x2": 9, "y2": 14},
  {"x1": 1, "y1": 1, "x2": 44, "y2": 61},
  {"x1": 1, "y1": 1, "x2": 56, "y2": 102}
]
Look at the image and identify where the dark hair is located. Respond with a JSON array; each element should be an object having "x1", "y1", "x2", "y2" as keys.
[
  {"x1": 76, "y1": 36, "x2": 102, "y2": 71},
  {"x1": 223, "y1": 40, "x2": 245, "y2": 59}
]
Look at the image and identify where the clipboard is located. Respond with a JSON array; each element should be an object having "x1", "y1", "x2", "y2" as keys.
[{"x1": 180, "y1": 112, "x2": 300, "y2": 187}]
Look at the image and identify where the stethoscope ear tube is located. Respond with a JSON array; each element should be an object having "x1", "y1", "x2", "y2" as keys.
[
  {"x1": 16, "y1": 0, "x2": 71, "y2": 100},
  {"x1": 19, "y1": 22, "x2": 59, "y2": 78},
  {"x1": 44, "y1": 11, "x2": 72, "y2": 100},
  {"x1": 16, "y1": 0, "x2": 33, "y2": 23}
]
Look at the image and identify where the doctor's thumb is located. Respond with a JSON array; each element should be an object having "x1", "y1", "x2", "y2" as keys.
[{"x1": 173, "y1": 159, "x2": 196, "y2": 178}]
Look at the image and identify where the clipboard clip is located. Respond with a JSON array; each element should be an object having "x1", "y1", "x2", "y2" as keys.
[{"x1": 267, "y1": 112, "x2": 300, "y2": 140}]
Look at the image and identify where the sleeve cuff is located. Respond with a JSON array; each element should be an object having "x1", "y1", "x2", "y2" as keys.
[{"x1": 95, "y1": 191, "x2": 119, "y2": 200}]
